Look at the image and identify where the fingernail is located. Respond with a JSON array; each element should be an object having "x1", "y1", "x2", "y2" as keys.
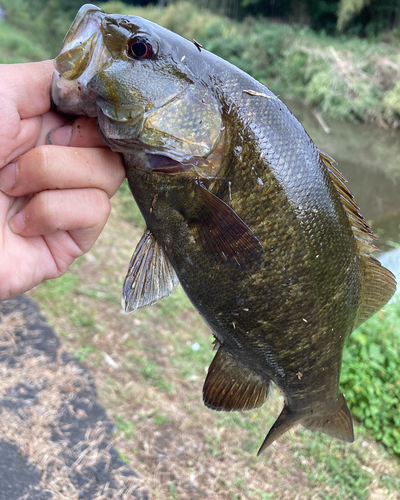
[
  {"x1": 47, "y1": 125, "x2": 72, "y2": 146},
  {"x1": 0, "y1": 163, "x2": 17, "y2": 192},
  {"x1": 9, "y1": 211, "x2": 25, "y2": 234}
]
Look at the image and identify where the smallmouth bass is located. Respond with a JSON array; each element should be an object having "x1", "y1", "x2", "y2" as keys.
[{"x1": 51, "y1": 4, "x2": 397, "y2": 453}]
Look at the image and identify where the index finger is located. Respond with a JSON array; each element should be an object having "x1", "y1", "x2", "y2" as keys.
[{"x1": 0, "y1": 60, "x2": 54, "y2": 119}]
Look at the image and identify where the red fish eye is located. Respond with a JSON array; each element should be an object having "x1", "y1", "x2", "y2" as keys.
[{"x1": 127, "y1": 37, "x2": 154, "y2": 60}]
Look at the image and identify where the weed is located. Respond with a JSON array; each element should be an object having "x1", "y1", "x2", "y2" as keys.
[
  {"x1": 115, "y1": 415, "x2": 137, "y2": 439},
  {"x1": 73, "y1": 345, "x2": 96, "y2": 362}
]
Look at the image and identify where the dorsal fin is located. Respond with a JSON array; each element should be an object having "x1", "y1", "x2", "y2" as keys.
[
  {"x1": 320, "y1": 151, "x2": 377, "y2": 253},
  {"x1": 355, "y1": 255, "x2": 397, "y2": 327},
  {"x1": 203, "y1": 347, "x2": 270, "y2": 412},
  {"x1": 320, "y1": 151, "x2": 397, "y2": 326}
]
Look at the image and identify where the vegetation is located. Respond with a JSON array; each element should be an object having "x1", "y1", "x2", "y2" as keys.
[
  {"x1": 342, "y1": 304, "x2": 400, "y2": 456},
  {"x1": 118, "y1": 0, "x2": 400, "y2": 35},
  {"x1": 2, "y1": 1, "x2": 399, "y2": 127}
]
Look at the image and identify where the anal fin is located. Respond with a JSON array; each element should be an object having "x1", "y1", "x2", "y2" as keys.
[
  {"x1": 122, "y1": 229, "x2": 179, "y2": 313},
  {"x1": 203, "y1": 347, "x2": 270, "y2": 412}
]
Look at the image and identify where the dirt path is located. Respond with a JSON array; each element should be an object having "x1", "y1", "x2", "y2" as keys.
[{"x1": 0, "y1": 295, "x2": 148, "y2": 500}]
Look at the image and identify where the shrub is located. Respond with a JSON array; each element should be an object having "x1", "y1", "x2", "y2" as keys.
[{"x1": 341, "y1": 302, "x2": 400, "y2": 456}]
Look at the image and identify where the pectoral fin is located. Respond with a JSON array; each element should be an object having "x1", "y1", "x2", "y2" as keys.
[
  {"x1": 203, "y1": 347, "x2": 270, "y2": 412},
  {"x1": 183, "y1": 182, "x2": 265, "y2": 268},
  {"x1": 122, "y1": 229, "x2": 179, "y2": 313}
]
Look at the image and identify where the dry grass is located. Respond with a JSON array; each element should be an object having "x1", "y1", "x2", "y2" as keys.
[{"x1": 0, "y1": 307, "x2": 147, "y2": 499}]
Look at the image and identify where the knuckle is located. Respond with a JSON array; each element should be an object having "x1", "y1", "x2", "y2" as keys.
[
  {"x1": 31, "y1": 191, "x2": 58, "y2": 230},
  {"x1": 91, "y1": 188, "x2": 111, "y2": 219},
  {"x1": 32, "y1": 191, "x2": 48, "y2": 216},
  {"x1": 21, "y1": 145, "x2": 51, "y2": 182}
]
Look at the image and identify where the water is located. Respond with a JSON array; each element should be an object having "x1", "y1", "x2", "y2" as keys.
[{"x1": 285, "y1": 99, "x2": 400, "y2": 251}]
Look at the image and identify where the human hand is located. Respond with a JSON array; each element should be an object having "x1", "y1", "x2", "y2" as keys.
[{"x1": 0, "y1": 60, "x2": 125, "y2": 301}]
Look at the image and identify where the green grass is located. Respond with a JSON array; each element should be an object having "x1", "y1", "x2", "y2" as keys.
[
  {"x1": 341, "y1": 302, "x2": 400, "y2": 456},
  {"x1": 115, "y1": 414, "x2": 137, "y2": 439},
  {"x1": 0, "y1": 22, "x2": 51, "y2": 63},
  {"x1": 299, "y1": 435, "x2": 373, "y2": 499}
]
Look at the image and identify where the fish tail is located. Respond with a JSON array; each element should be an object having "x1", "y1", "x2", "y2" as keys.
[
  {"x1": 257, "y1": 405, "x2": 299, "y2": 455},
  {"x1": 301, "y1": 393, "x2": 354, "y2": 443},
  {"x1": 257, "y1": 394, "x2": 354, "y2": 455}
]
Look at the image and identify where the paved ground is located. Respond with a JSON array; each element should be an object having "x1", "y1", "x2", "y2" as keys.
[{"x1": 0, "y1": 295, "x2": 148, "y2": 500}]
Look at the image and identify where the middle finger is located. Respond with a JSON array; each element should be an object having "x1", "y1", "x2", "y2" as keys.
[{"x1": 0, "y1": 145, "x2": 125, "y2": 199}]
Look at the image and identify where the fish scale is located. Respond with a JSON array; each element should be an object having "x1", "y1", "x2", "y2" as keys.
[{"x1": 51, "y1": 4, "x2": 396, "y2": 454}]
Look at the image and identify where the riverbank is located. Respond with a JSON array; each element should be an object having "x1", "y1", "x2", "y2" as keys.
[
  {"x1": 1, "y1": 1, "x2": 399, "y2": 128},
  {"x1": 104, "y1": 1, "x2": 400, "y2": 129}
]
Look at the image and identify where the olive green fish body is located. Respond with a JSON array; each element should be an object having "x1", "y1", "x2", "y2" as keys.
[
  {"x1": 125, "y1": 89, "x2": 360, "y2": 415},
  {"x1": 52, "y1": 4, "x2": 396, "y2": 452}
]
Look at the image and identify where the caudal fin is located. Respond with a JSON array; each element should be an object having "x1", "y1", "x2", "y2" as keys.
[
  {"x1": 257, "y1": 395, "x2": 354, "y2": 455},
  {"x1": 257, "y1": 406, "x2": 299, "y2": 455},
  {"x1": 301, "y1": 394, "x2": 354, "y2": 443}
]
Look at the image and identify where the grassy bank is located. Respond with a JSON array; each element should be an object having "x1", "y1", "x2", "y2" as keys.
[
  {"x1": 1, "y1": 1, "x2": 400, "y2": 127},
  {"x1": 103, "y1": 1, "x2": 400, "y2": 128}
]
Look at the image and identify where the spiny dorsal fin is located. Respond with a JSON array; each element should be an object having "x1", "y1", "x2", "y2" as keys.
[
  {"x1": 320, "y1": 151, "x2": 397, "y2": 325},
  {"x1": 302, "y1": 393, "x2": 354, "y2": 443},
  {"x1": 203, "y1": 347, "x2": 270, "y2": 412},
  {"x1": 320, "y1": 151, "x2": 377, "y2": 253},
  {"x1": 122, "y1": 229, "x2": 179, "y2": 313}
]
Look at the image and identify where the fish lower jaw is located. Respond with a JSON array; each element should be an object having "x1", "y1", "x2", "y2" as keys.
[{"x1": 51, "y1": 73, "x2": 98, "y2": 117}]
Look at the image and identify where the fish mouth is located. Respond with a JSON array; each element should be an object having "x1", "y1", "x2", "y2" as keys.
[{"x1": 51, "y1": 4, "x2": 110, "y2": 117}]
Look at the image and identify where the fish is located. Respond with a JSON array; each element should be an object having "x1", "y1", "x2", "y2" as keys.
[{"x1": 51, "y1": 4, "x2": 397, "y2": 454}]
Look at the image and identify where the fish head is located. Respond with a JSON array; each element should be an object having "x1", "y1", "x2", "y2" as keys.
[{"x1": 52, "y1": 4, "x2": 223, "y2": 168}]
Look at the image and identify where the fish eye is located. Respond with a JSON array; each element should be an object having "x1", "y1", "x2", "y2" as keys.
[{"x1": 126, "y1": 36, "x2": 155, "y2": 60}]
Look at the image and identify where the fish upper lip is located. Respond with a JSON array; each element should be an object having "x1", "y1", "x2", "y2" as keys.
[{"x1": 63, "y1": 4, "x2": 104, "y2": 46}]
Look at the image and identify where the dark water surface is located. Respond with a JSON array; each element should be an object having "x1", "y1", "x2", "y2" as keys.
[{"x1": 286, "y1": 100, "x2": 400, "y2": 251}]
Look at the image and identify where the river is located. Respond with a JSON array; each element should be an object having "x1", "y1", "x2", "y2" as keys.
[{"x1": 286, "y1": 99, "x2": 400, "y2": 252}]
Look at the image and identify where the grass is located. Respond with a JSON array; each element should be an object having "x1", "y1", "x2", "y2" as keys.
[
  {"x1": 0, "y1": 22, "x2": 51, "y2": 63},
  {"x1": 341, "y1": 303, "x2": 400, "y2": 455},
  {"x1": 26, "y1": 186, "x2": 400, "y2": 499}
]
